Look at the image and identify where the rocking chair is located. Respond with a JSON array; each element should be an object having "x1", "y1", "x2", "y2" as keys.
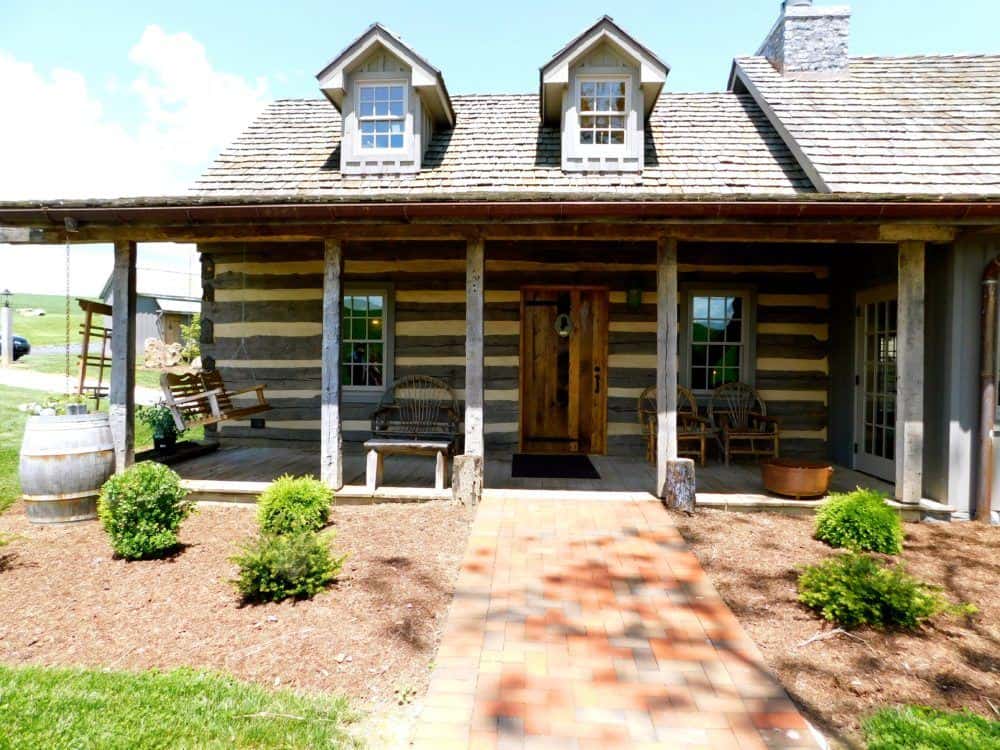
[
  {"x1": 160, "y1": 371, "x2": 270, "y2": 432},
  {"x1": 708, "y1": 382, "x2": 780, "y2": 465}
]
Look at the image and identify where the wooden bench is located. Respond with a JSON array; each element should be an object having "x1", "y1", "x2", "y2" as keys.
[{"x1": 364, "y1": 376, "x2": 460, "y2": 492}]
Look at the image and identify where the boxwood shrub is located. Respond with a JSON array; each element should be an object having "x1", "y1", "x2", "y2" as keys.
[
  {"x1": 815, "y1": 488, "x2": 903, "y2": 554},
  {"x1": 257, "y1": 475, "x2": 332, "y2": 535},
  {"x1": 97, "y1": 462, "x2": 194, "y2": 560},
  {"x1": 231, "y1": 531, "x2": 345, "y2": 603},
  {"x1": 797, "y1": 552, "x2": 964, "y2": 630}
]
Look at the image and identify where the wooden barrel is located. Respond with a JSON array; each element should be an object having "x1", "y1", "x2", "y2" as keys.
[{"x1": 19, "y1": 414, "x2": 115, "y2": 523}]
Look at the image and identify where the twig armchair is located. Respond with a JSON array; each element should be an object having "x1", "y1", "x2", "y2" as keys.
[
  {"x1": 638, "y1": 384, "x2": 716, "y2": 466},
  {"x1": 365, "y1": 376, "x2": 461, "y2": 491},
  {"x1": 708, "y1": 382, "x2": 780, "y2": 465},
  {"x1": 370, "y1": 375, "x2": 461, "y2": 445}
]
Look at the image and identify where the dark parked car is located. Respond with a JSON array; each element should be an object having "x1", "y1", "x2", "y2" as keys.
[{"x1": 0, "y1": 335, "x2": 30, "y2": 361}]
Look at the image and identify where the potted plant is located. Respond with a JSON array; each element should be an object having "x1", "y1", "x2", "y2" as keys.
[
  {"x1": 138, "y1": 404, "x2": 181, "y2": 453},
  {"x1": 19, "y1": 394, "x2": 88, "y2": 416}
]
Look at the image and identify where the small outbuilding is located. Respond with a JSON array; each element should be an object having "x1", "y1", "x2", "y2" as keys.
[{"x1": 99, "y1": 267, "x2": 199, "y2": 350}]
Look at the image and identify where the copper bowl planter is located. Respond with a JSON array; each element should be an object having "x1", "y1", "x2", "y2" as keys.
[{"x1": 761, "y1": 457, "x2": 834, "y2": 500}]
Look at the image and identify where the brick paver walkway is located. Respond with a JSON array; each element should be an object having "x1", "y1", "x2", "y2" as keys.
[{"x1": 413, "y1": 497, "x2": 822, "y2": 749}]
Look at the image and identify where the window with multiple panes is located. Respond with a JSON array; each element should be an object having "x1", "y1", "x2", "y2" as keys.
[
  {"x1": 342, "y1": 292, "x2": 386, "y2": 388},
  {"x1": 358, "y1": 83, "x2": 405, "y2": 149},
  {"x1": 578, "y1": 79, "x2": 627, "y2": 146},
  {"x1": 688, "y1": 293, "x2": 748, "y2": 392}
]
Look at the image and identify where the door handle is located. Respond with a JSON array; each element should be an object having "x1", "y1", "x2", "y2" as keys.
[{"x1": 594, "y1": 366, "x2": 601, "y2": 394}]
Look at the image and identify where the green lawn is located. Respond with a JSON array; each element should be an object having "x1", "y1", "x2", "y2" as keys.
[
  {"x1": 0, "y1": 385, "x2": 201, "y2": 514},
  {"x1": 12, "y1": 352, "x2": 164, "y2": 390},
  {"x1": 0, "y1": 385, "x2": 36, "y2": 514},
  {"x1": 0, "y1": 665, "x2": 361, "y2": 750},
  {"x1": 864, "y1": 706, "x2": 1000, "y2": 750},
  {"x1": 5, "y1": 293, "x2": 89, "y2": 347}
]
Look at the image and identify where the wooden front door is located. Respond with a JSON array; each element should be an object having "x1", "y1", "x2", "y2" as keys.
[{"x1": 520, "y1": 287, "x2": 608, "y2": 454}]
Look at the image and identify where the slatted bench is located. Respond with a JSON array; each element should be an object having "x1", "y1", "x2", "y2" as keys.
[{"x1": 364, "y1": 376, "x2": 460, "y2": 492}]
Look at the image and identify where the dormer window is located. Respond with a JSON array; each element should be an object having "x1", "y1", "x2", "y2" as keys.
[
  {"x1": 540, "y1": 16, "x2": 668, "y2": 174},
  {"x1": 578, "y1": 79, "x2": 627, "y2": 146},
  {"x1": 358, "y1": 83, "x2": 406, "y2": 150},
  {"x1": 317, "y1": 23, "x2": 455, "y2": 176}
]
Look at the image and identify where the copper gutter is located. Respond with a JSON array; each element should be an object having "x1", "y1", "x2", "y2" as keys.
[{"x1": 978, "y1": 256, "x2": 1000, "y2": 522}]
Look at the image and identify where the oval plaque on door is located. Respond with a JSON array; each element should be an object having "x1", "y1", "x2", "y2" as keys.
[{"x1": 554, "y1": 313, "x2": 573, "y2": 338}]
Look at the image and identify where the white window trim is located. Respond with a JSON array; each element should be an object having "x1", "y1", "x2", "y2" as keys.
[
  {"x1": 342, "y1": 283, "x2": 394, "y2": 403},
  {"x1": 575, "y1": 74, "x2": 630, "y2": 153},
  {"x1": 680, "y1": 287, "x2": 756, "y2": 397},
  {"x1": 355, "y1": 80, "x2": 408, "y2": 155}
]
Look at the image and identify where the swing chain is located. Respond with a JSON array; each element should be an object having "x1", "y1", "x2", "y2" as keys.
[{"x1": 64, "y1": 232, "x2": 71, "y2": 396}]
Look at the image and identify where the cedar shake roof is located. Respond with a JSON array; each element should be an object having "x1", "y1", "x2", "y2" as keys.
[
  {"x1": 193, "y1": 92, "x2": 815, "y2": 199},
  {"x1": 733, "y1": 54, "x2": 1000, "y2": 195}
]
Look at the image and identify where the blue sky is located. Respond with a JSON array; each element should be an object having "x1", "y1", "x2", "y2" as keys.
[
  {"x1": 1, "y1": 0, "x2": 998, "y2": 295},
  {"x1": 6, "y1": 0, "x2": 998, "y2": 118}
]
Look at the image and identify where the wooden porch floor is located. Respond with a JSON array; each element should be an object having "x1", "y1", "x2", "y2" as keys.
[{"x1": 175, "y1": 444, "x2": 894, "y2": 501}]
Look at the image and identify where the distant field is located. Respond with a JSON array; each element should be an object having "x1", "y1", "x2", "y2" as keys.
[
  {"x1": 11, "y1": 354, "x2": 164, "y2": 390},
  {"x1": 6, "y1": 294, "x2": 169, "y2": 390},
  {"x1": 5, "y1": 293, "x2": 92, "y2": 347}
]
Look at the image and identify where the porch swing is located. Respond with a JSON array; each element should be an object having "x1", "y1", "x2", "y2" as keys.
[{"x1": 160, "y1": 244, "x2": 271, "y2": 432}]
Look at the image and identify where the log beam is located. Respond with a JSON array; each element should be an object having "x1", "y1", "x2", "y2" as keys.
[
  {"x1": 109, "y1": 240, "x2": 137, "y2": 473},
  {"x1": 0, "y1": 221, "x2": 955, "y2": 245},
  {"x1": 896, "y1": 240, "x2": 925, "y2": 504},
  {"x1": 320, "y1": 239, "x2": 344, "y2": 489},
  {"x1": 878, "y1": 224, "x2": 956, "y2": 243}
]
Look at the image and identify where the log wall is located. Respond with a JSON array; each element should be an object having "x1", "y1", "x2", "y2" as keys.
[{"x1": 199, "y1": 240, "x2": 851, "y2": 458}]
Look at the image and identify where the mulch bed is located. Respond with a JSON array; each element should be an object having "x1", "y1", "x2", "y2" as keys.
[
  {"x1": 672, "y1": 509, "x2": 1000, "y2": 748},
  {"x1": 0, "y1": 500, "x2": 470, "y2": 708}
]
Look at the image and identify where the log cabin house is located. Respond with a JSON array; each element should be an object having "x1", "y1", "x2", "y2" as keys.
[{"x1": 3, "y1": 1, "x2": 1000, "y2": 520}]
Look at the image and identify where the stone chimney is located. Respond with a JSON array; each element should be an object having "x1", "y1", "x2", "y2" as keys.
[{"x1": 758, "y1": 0, "x2": 851, "y2": 75}]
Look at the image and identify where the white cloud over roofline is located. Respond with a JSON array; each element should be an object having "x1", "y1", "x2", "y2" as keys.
[{"x1": 0, "y1": 25, "x2": 267, "y2": 295}]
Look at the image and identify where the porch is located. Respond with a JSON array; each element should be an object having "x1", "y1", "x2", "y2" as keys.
[
  {"x1": 0, "y1": 204, "x2": 955, "y2": 515},
  {"x1": 173, "y1": 443, "x2": 923, "y2": 516}
]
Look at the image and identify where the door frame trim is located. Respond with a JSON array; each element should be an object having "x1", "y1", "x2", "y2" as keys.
[{"x1": 518, "y1": 285, "x2": 610, "y2": 454}]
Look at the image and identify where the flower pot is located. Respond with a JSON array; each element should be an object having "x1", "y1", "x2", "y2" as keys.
[
  {"x1": 761, "y1": 458, "x2": 834, "y2": 499},
  {"x1": 154, "y1": 433, "x2": 177, "y2": 454}
]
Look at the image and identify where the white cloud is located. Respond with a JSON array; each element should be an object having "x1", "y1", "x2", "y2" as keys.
[
  {"x1": 0, "y1": 26, "x2": 268, "y2": 295},
  {"x1": 0, "y1": 24, "x2": 267, "y2": 199}
]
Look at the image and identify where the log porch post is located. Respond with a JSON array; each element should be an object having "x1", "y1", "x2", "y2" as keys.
[
  {"x1": 109, "y1": 240, "x2": 137, "y2": 473},
  {"x1": 896, "y1": 240, "x2": 925, "y2": 504},
  {"x1": 321, "y1": 239, "x2": 344, "y2": 489},
  {"x1": 656, "y1": 237, "x2": 695, "y2": 510},
  {"x1": 454, "y1": 237, "x2": 485, "y2": 505}
]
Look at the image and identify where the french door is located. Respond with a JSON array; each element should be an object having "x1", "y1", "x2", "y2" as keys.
[{"x1": 854, "y1": 287, "x2": 897, "y2": 480}]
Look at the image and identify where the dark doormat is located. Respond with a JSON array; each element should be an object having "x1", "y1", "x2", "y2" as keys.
[{"x1": 511, "y1": 453, "x2": 601, "y2": 480}]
